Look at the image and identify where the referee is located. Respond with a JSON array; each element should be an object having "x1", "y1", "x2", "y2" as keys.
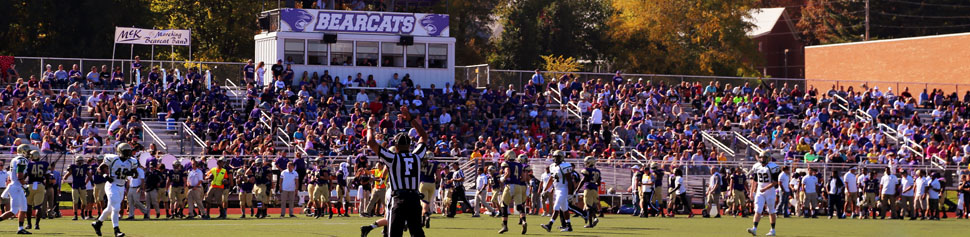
[{"x1": 365, "y1": 105, "x2": 428, "y2": 237}]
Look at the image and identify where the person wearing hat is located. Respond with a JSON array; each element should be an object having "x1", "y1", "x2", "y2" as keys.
[
  {"x1": 364, "y1": 162, "x2": 388, "y2": 217},
  {"x1": 204, "y1": 158, "x2": 230, "y2": 219},
  {"x1": 418, "y1": 151, "x2": 441, "y2": 225},
  {"x1": 167, "y1": 161, "x2": 187, "y2": 219},
  {"x1": 445, "y1": 162, "x2": 473, "y2": 218},
  {"x1": 335, "y1": 161, "x2": 350, "y2": 217}
]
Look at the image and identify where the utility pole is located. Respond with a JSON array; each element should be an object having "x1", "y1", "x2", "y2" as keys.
[{"x1": 865, "y1": 0, "x2": 870, "y2": 41}]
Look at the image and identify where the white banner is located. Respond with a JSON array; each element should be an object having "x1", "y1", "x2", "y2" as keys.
[
  {"x1": 114, "y1": 27, "x2": 191, "y2": 46},
  {"x1": 279, "y1": 9, "x2": 449, "y2": 37}
]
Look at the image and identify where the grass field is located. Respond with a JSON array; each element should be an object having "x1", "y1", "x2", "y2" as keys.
[{"x1": 8, "y1": 213, "x2": 967, "y2": 237}]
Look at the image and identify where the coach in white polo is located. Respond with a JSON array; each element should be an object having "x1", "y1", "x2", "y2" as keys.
[{"x1": 280, "y1": 163, "x2": 299, "y2": 218}]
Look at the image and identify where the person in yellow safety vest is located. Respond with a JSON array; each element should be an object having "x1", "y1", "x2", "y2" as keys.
[
  {"x1": 205, "y1": 158, "x2": 231, "y2": 219},
  {"x1": 364, "y1": 162, "x2": 388, "y2": 216}
]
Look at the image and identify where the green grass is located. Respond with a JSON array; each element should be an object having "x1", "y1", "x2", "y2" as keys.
[{"x1": 10, "y1": 213, "x2": 969, "y2": 236}]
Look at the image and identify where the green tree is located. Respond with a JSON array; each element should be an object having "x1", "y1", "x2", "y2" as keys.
[
  {"x1": 489, "y1": 0, "x2": 612, "y2": 70},
  {"x1": 435, "y1": 0, "x2": 498, "y2": 65},
  {"x1": 0, "y1": 0, "x2": 154, "y2": 58},
  {"x1": 608, "y1": 0, "x2": 762, "y2": 76},
  {"x1": 150, "y1": 0, "x2": 264, "y2": 62},
  {"x1": 797, "y1": 0, "x2": 864, "y2": 44}
]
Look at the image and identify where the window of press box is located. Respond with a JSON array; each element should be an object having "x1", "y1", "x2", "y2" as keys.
[
  {"x1": 428, "y1": 44, "x2": 447, "y2": 68},
  {"x1": 381, "y1": 43, "x2": 404, "y2": 67},
  {"x1": 284, "y1": 39, "x2": 305, "y2": 65},
  {"x1": 406, "y1": 44, "x2": 426, "y2": 68},
  {"x1": 307, "y1": 40, "x2": 328, "y2": 65},
  {"x1": 330, "y1": 41, "x2": 354, "y2": 66},
  {"x1": 355, "y1": 41, "x2": 379, "y2": 67}
]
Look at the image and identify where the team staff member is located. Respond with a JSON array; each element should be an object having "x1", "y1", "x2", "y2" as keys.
[
  {"x1": 475, "y1": 166, "x2": 496, "y2": 217},
  {"x1": 25, "y1": 151, "x2": 48, "y2": 229},
  {"x1": 363, "y1": 105, "x2": 429, "y2": 237},
  {"x1": 639, "y1": 165, "x2": 655, "y2": 218},
  {"x1": 704, "y1": 166, "x2": 722, "y2": 218},
  {"x1": 205, "y1": 159, "x2": 230, "y2": 219},
  {"x1": 280, "y1": 163, "x2": 299, "y2": 218},
  {"x1": 168, "y1": 162, "x2": 187, "y2": 219},
  {"x1": 878, "y1": 167, "x2": 899, "y2": 219},
  {"x1": 64, "y1": 156, "x2": 90, "y2": 220},
  {"x1": 126, "y1": 164, "x2": 149, "y2": 220},
  {"x1": 253, "y1": 158, "x2": 274, "y2": 219},
  {"x1": 366, "y1": 163, "x2": 389, "y2": 217},
  {"x1": 186, "y1": 161, "x2": 207, "y2": 219}
]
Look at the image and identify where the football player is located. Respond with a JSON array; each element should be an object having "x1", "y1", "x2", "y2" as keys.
[
  {"x1": 0, "y1": 144, "x2": 36, "y2": 234},
  {"x1": 746, "y1": 150, "x2": 781, "y2": 236},
  {"x1": 92, "y1": 143, "x2": 140, "y2": 237},
  {"x1": 498, "y1": 152, "x2": 529, "y2": 234},
  {"x1": 541, "y1": 150, "x2": 574, "y2": 232},
  {"x1": 311, "y1": 158, "x2": 333, "y2": 219},
  {"x1": 578, "y1": 156, "x2": 601, "y2": 228},
  {"x1": 25, "y1": 150, "x2": 48, "y2": 229}
]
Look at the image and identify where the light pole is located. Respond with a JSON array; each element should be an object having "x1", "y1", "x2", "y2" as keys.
[{"x1": 783, "y1": 49, "x2": 789, "y2": 78}]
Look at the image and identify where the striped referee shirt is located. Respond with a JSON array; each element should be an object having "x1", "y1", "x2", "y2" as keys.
[{"x1": 378, "y1": 144, "x2": 427, "y2": 191}]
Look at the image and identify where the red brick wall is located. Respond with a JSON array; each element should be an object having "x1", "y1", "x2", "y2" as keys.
[{"x1": 805, "y1": 33, "x2": 970, "y2": 93}]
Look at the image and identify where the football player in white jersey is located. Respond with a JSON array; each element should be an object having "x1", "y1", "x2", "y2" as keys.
[
  {"x1": 92, "y1": 143, "x2": 139, "y2": 237},
  {"x1": 747, "y1": 150, "x2": 781, "y2": 236},
  {"x1": 0, "y1": 144, "x2": 36, "y2": 234},
  {"x1": 541, "y1": 151, "x2": 574, "y2": 232}
]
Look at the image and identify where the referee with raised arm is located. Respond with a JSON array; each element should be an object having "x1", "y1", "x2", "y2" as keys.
[{"x1": 365, "y1": 105, "x2": 428, "y2": 237}]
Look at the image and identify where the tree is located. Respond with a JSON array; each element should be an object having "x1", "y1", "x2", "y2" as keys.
[
  {"x1": 540, "y1": 54, "x2": 581, "y2": 79},
  {"x1": 797, "y1": 0, "x2": 864, "y2": 44},
  {"x1": 150, "y1": 0, "x2": 264, "y2": 62},
  {"x1": 488, "y1": 0, "x2": 612, "y2": 70},
  {"x1": 435, "y1": 0, "x2": 498, "y2": 65},
  {"x1": 0, "y1": 0, "x2": 154, "y2": 58},
  {"x1": 608, "y1": 0, "x2": 762, "y2": 76}
]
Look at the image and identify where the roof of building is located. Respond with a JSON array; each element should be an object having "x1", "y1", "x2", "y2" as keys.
[{"x1": 744, "y1": 7, "x2": 789, "y2": 38}]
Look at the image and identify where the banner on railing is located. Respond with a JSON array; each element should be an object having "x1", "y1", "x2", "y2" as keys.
[{"x1": 114, "y1": 27, "x2": 191, "y2": 46}]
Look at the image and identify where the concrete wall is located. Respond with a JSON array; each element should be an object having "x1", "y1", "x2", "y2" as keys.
[{"x1": 805, "y1": 32, "x2": 970, "y2": 93}]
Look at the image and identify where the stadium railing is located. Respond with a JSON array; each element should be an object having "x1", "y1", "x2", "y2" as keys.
[{"x1": 141, "y1": 121, "x2": 168, "y2": 152}]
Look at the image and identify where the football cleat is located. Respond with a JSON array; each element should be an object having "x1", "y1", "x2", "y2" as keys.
[
  {"x1": 747, "y1": 227, "x2": 757, "y2": 236},
  {"x1": 766, "y1": 229, "x2": 776, "y2": 236}
]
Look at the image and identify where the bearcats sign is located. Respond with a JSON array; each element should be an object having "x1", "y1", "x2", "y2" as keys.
[
  {"x1": 114, "y1": 27, "x2": 192, "y2": 46},
  {"x1": 279, "y1": 8, "x2": 449, "y2": 37}
]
